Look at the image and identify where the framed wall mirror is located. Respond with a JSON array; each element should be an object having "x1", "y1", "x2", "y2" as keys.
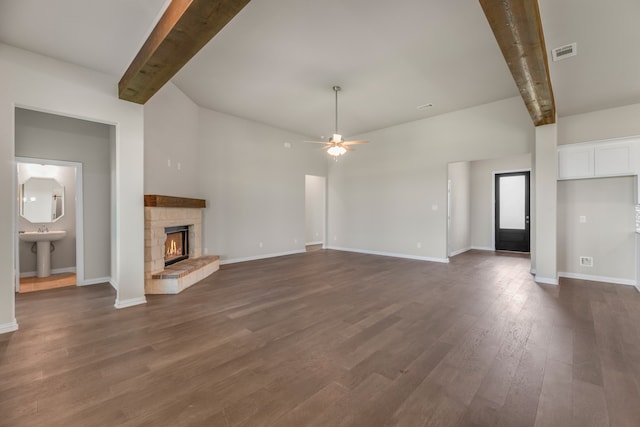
[{"x1": 20, "y1": 177, "x2": 65, "y2": 223}]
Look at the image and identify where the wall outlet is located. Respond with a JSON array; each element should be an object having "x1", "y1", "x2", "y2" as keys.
[
  {"x1": 432, "y1": 204, "x2": 438, "y2": 211},
  {"x1": 203, "y1": 247, "x2": 208, "y2": 255},
  {"x1": 579, "y1": 256, "x2": 593, "y2": 267},
  {"x1": 259, "y1": 242, "x2": 263, "y2": 248},
  {"x1": 579, "y1": 215, "x2": 586, "y2": 223},
  {"x1": 417, "y1": 242, "x2": 422, "y2": 249},
  {"x1": 294, "y1": 238, "x2": 298, "y2": 244}
]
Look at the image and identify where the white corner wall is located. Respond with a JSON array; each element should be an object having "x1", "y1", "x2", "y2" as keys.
[
  {"x1": 447, "y1": 162, "x2": 471, "y2": 256},
  {"x1": 197, "y1": 108, "x2": 328, "y2": 262},
  {"x1": 144, "y1": 82, "x2": 200, "y2": 196},
  {"x1": 327, "y1": 97, "x2": 534, "y2": 261},
  {"x1": 305, "y1": 175, "x2": 326, "y2": 245},
  {"x1": 0, "y1": 43, "x2": 145, "y2": 332}
]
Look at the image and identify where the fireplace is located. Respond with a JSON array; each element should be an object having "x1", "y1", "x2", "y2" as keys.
[{"x1": 165, "y1": 225, "x2": 189, "y2": 266}]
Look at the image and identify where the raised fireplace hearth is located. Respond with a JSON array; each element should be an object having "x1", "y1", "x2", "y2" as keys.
[{"x1": 144, "y1": 195, "x2": 219, "y2": 294}]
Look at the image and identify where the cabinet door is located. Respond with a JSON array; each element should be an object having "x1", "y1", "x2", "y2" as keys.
[
  {"x1": 558, "y1": 146, "x2": 594, "y2": 179},
  {"x1": 594, "y1": 142, "x2": 635, "y2": 176}
]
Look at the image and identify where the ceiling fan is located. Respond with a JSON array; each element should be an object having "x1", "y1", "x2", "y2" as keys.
[{"x1": 306, "y1": 85, "x2": 368, "y2": 157}]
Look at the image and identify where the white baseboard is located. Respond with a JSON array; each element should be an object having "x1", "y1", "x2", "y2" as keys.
[
  {"x1": 535, "y1": 276, "x2": 559, "y2": 285},
  {"x1": 20, "y1": 266, "x2": 77, "y2": 278},
  {"x1": 109, "y1": 279, "x2": 118, "y2": 290},
  {"x1": 470, "y1": 246, "x2": 494, "y2": 251},
  {"x1": 449, "y1": 247, "x2": 471, "y2": 257},
  {"x1": 114, "y1": 296, "x2": 147, "y2": 309},
  {"x1": 77, "y1": 276, "x2": 111, "y2": 286},
  {"x1": 325, "y1": 246, "x2": 449, "y2": 264},
  {"x1": 220, "y1": 250, "x2": 306, "y2": 265},
  {"x1": 558, "y1": 272, "x2": 636, "y2": 287},
  {"x1": 305, "y1": 241, "x2": 324, "y2": 246},
  {"x1": 0, "y1": 320, "x2": 18, "y2": 334}
]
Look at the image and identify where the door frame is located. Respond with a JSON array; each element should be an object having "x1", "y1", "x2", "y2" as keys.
[
  {"x1": 15, "y1": 157, "x2": 84, "y2": 291},
  {"x1": 492, "y1": 168, "x2": 531, "y2": 250},
  {"x1": 304, "y1": 174, "x2": 327, "y2": 249}
]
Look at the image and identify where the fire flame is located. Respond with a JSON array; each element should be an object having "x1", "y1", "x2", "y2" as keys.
[{"x1": 167, "y1": 238, "x2": 179, "y2": 256}]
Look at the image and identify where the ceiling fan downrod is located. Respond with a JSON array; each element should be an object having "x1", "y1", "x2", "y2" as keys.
[{"x1": 333, "y1": 85, "x2": 341, "y2": 135}]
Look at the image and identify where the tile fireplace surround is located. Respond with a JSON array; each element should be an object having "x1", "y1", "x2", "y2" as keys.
[{"x1": 144, "y1": 195, "x2": 219, "y2": 294}]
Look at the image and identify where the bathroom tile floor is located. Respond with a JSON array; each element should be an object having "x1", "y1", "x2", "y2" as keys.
[{"x1": 18, "y1": 273, "x2": 76, "y2": 293}]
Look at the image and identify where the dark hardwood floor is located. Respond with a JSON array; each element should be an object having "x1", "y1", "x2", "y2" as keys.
[{"x1": 1, "y1": 249, "x2": 640, "y2": 426}]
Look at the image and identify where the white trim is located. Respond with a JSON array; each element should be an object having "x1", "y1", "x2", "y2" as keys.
[
  {"x1": 558, "y1": 272, "x2": 636, "y2": 287},
  {"x1": 470, "y1": 246, "x2": 494, "y2": 251},
  {"x1": 20, "y1": 266, "x2": 76, "y2": 278},
  {"x1": 78, "y1": 276, "x2": 111, "y2": 286},
  {"x1": 305, "y1": 241, "x2": 324, "y2": 246},
  {"x1": 449, "y1": 247, "x2": 471, "y2": 257},
  {"x1": 220, "y1": 250, "x2": 306, "y2": 265},
  {"x1": 0, "y1": 320, "x2": 19, "y2": 334},
  {"x1": 535, "y1": 276, "x2": 559, "y2": 285},
  {"x1": 530, "y1": 268, "x2": 537, "y2": 275},
  {"x1": 326, "y1": 246, "x2": 449, "y2": 264},
  {"x1": 114, "y1": 297, "x2": 146, "y2": 309},
  {"x1": 109, "y1": 279, "x2": 118, "y2": 291}
]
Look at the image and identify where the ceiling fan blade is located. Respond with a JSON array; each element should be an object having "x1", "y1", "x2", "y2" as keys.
[
  {"x1": 343, "y1": 140, "x2": 368, "y2": 145},
  {"x1": 304, "y1": 140, "x2": 330, "y2": 144}
]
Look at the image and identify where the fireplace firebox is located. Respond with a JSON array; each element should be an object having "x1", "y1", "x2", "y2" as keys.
[{"x1": 164, "y1": 225, "x2": 189, "y2": 266}]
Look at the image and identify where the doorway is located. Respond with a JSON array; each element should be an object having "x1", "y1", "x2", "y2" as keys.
[
  {"x1": 305, "y1": 175, "x2": 326, "y2": 251},
  {"x1": 15, "y1": 158, "x2": 84, "y2": 293},
  {"x1": 495, "y1": 171, "x2": 530, "y2": 252}
]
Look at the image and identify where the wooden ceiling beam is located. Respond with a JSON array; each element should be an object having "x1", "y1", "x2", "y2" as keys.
[
  {"x1": 119, "y1": 0, "x2": 251, "y2": 104},
  {"x1": 479, "y1": 0, "x2": 556, "y2": 126}
]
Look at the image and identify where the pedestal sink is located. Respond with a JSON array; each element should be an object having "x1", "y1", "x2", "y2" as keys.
[{"x1": 19, "y1": 231, "x2": 67, "y2": 277}]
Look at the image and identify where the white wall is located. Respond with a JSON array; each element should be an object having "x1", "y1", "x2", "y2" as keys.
[
  {"x1": 15, "y1": 108, "x2": 112, "y2": 280},
  {"x1": 305, "y1": 175, "x2": 326, "y2": 245},
  {"x1": 327, "y1": 97, "x2": 534, "y2": 261},
  {"x1": 558, "y1": 103, "x2": 640, "y2": 145},
  {"x1": 558, "y1": 176, "x2": 635, "y2": 283},
  {"x1": 447, "y1": 162, "x2": 470, "y2": 256},
  {"x1": 144, "y1": 82, "x2": 200, "y2": 196},
  {"x1": 17, "y1": 163, "x2": 76, "y2": 274},
  {"x1": 0, "y1": 43, "x2": 145, "y2": 332},
  {"x1": 197, "y1": 108, "x2": 328, "y2": 262},
  {"x1": 469, "y1": 154, "x2": 532, "y2": 250},
  {"x1": 555, "y1": 102, "x2": 640, "y2": 285}
]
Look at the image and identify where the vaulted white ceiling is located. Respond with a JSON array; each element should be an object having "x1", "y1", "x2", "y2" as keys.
[{"x1": 1, "y1": 0, "x2": 638, "y2": 138}]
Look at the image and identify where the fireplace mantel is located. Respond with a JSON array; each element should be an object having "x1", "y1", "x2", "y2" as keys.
[
  {"x1": 144, "y1": 195, "x2": 206, "y2": 209},
  {"x1": 144, "y1": 195, "x2": 218, "y2": 294}
]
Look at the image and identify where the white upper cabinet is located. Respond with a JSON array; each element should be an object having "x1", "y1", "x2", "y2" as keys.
[
  {"x1": 558, "y1": 136, "x2": 640, "y2": 180},
  {"x1": 558, "y1": 145, "x2": 594, "y2": 179}
]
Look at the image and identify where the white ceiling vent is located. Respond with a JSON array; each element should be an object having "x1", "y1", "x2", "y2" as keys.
[{"x1": 551, "y1": 43, "x2": 577, "y2": 61}]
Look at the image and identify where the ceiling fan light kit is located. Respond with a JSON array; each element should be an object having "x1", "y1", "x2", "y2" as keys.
[{"x1": 304, "y1": 85, "x2": 368, "y2": 159}]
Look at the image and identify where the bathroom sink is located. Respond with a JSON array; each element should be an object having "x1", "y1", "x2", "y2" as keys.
[
  {"x1": 19, "y1": 230, "x2": 67, "y2": 242},
  {"x1": 19, "y1": 231, "x2": 67, "y2": 278}
]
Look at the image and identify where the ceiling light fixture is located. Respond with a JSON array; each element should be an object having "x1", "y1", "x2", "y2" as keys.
[{"x1": 304, "y1": 86, "x2": 368, "y2": 159}]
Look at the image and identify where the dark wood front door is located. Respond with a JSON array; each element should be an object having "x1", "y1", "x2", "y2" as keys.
[{"x1": 495, "y1": 171, "x2": 530, "y2": 252}]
